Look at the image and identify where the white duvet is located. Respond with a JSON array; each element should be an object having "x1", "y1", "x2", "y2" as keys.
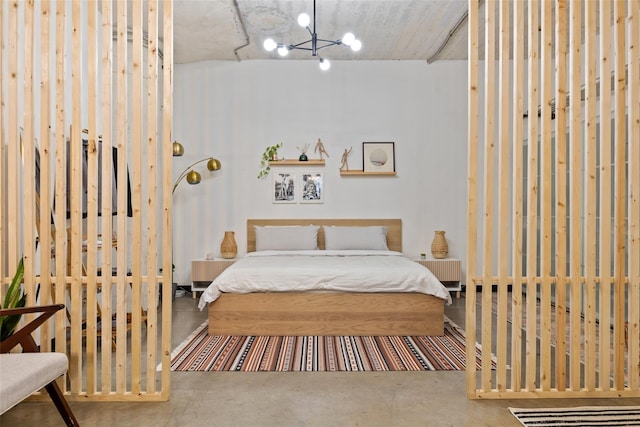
[{"x1": 198, "y1": 250, "x2": 452, "y2": 310}]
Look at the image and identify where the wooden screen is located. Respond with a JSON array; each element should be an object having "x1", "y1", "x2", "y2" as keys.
[
  {"x1": 0, "y1": 0, "x2": 173, "y2": 401},
  {"x1": 467, "y1": 0, "x2": 639, "y2": 398}
]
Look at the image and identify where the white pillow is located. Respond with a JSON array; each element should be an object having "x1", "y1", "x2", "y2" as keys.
[
  {"x1": 254, "y1": 225, "x2": 319, "y2": 251},
  {"x1": 323, "y1": 226, "x2": 389, "y2": 250}
]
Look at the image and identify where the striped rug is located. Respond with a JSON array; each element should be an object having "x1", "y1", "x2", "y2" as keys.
[
  {"x1": 169, "y1": 318, "x2": 492, "y2": 372},
  {"x1": 509, "y1": 406, "x2": 640, "y2": 426}
]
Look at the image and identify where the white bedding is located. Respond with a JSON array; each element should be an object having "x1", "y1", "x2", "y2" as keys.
[{"x1": 198, "y1": 250, "x2": 452, "y2": 310}]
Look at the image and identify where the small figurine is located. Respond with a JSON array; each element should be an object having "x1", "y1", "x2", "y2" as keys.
[
  {"x1": 340, "y1": 147, "x2": 352, "y2": 170},
  {"x1": 296, "y1": 143, "x2": 310, "y2": 161},
  {"x1": 314, "y1": 138, "x2": 330, "y2": 160}
]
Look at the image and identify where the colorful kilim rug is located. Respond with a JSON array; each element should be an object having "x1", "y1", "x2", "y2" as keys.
[
  {"x1": 168, "y1": 317, "x2": 493, "y2": 372},
  {"x1": 509, "y1": 406, "x2": 640, "y2": 426}
]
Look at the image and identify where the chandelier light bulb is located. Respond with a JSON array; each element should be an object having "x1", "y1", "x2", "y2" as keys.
[
  {"x1": 297, "y1": 13, "x2": 310, "y2": 28},
  {"x1": 319, "y1": 58, "x2": 331, "y2": 71},
  {"x1": 351, "y1": 39, "x2": 362, "y2": 52},
  {"x1": 342, "y1": 32, "x2": 355, "y2": 46},
  {"x1": 277, "y1": 46, "x2": 289, "y2": 56},
  {"x1": 263, "y1": 38, "x2": 277, "y2": 52}
]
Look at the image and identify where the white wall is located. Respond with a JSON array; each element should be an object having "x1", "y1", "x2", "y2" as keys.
[{"x1": 172, "y1": 59, "x2": 468, "y2": 286}]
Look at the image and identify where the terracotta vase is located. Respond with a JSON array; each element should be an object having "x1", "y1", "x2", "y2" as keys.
[
  {"x1": 431, "y1": 230, "x2": 448, "y2": 259},
  {"x1": 220, "y1": 231, "x2": 237, "y2": 259}
]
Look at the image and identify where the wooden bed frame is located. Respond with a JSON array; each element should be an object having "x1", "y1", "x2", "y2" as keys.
[{"x1": 207, "y1": 219, "x2": 445, "y2": 336}]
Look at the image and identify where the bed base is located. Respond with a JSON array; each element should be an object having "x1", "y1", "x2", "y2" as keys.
[{"x1": 208, "y1": 292, "x2": 444, "y2": 336}]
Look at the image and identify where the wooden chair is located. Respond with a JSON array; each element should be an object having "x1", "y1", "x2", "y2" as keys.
[{"x1": 0, "y1": 304, "x2": 79, "y2": 426}]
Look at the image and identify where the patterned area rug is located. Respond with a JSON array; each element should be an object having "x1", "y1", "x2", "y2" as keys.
[
  {"x1": 168, "y1": 317, "x2": 492, "y2": 372},
  {"x1": 509, "y1": 406, "x2": 640, "y2": 426}
]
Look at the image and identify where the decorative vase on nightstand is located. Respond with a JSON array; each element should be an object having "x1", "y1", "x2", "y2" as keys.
[
  {"x1": 431, "y1": 230, "x2": 448, "y2": 259},
  {"x1": 220, "y1": 231, "x2": 237, "y2": 259}
]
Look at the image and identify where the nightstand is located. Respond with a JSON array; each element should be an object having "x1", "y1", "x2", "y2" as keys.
[
  {"x1": 191, "y1": 259, "x2": 236, "y2": 298},
  {"x1": 415, "y1": 258, "x2": 462, "y2": 298}
]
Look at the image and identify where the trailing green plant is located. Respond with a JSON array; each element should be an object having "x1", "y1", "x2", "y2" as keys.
[
  {"x1": 0, "y1": 257, "x2": 27, "y2": 341},
  {"x1": 257, "y1": 142, "x2": 283, "y2": 179}
]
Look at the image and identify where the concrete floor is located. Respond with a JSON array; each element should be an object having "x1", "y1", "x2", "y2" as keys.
[{"x1": 2, "y1": 294, "x2": 638, "y2": 427}]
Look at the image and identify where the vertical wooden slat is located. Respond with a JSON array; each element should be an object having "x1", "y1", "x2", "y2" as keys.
[
  {"x1": 583, "y1": 0, "x2": 598, "y2": 393},
  {"x1": 465, "y1": 0, "x2": 480, "y2": 399},
  {"x1": 510, "y1": 0, "x2": 525, "y2": 393},
  {"x1": 85, "y1": 0, "x2": 99, "y2": 395},
  {"x1": 627, "y1": 0, "x2": 640, "y2": 391},
  {"x1": 481, "y1": 0, "x2": 496, "y2": 393},
  {"x1": 161, "y1": 0, "x2": 174, "y2": 400},
  {"x1": 115, "y1": 0, "x2": 128, "y2": 393},
  {"x1": 0, "y1": 0, "x2": 5, "y2": 285},
  {"x1": 554, "y1": 0, "x2": 568, "y2": 392},
  {"x1": 598, "y1": 0, "x2": 613, "y2": 391},
  {"x1": 38, "y1": 0, "x2": 53, "y2": 352},
  {"x1": 539, "y1": 0, "x2": 553, "y2": 391},
  {"x1": 495, "y1": 0, "x2": 510, "y2": 393},
  {"x1": 7, "y1": 0, "x2": 19, "y2": 275},
  {"x1": 100, "y1": 0, "x2": 114, "y2": 394},
  {"x1": 69, "y1": 0, "x2": 84, "y2": 393},
  {"x1": 53, "y1": 0, "x2": 68, "y2": 367},
  {"x1": 131, "y1": 2, "x2": 146, "y2": 394},
  {"x1": 146, "y1": 0, "x2": 160, "y2": 393},
  {"x1": 613, "y1": 0, "x2": 627, "y2": 391},
  {"x1": 131, "y1": 0, "x2": 143, "y2": 395},
  {"x1": 23, "y1": 0, "x2": 37, "y2": 321},
  {"x1": 525, "y1": 0, "x2": 540, "y2": 392},
  {"x1": 568, "y1": 0, "x2": 583, "y2": 392}
]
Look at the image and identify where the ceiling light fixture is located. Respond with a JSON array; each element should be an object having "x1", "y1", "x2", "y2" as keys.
[{"x1": 263, "y1": 0, "x2": 361, "y2": 71}]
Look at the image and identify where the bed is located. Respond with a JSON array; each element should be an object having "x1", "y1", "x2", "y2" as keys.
[{"x1": 198, "y1": 219, "x2": 451, "y2": 336}]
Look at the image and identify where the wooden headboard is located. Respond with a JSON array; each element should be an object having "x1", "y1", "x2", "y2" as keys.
[{"x1": 246, "y1": 219, "x2": 402, "y2": 252}]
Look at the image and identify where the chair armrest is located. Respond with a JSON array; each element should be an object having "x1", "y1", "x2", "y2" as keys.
[{"x1": 0, "y1": 304, "x2": 65, "y2": 354}]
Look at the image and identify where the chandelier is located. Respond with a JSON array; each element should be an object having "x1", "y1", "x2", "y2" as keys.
[{"x1": 262, "y1": 0, "x2": 361, "y2": 71}]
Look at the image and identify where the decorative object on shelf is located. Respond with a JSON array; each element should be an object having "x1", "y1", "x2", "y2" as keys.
[
  {"x1": 339, "y1": 147, "x2": 352, "y2": 171},
  {"x1": 314, "y1": 138, "x2": 329, "y2": 160},
  {"x1": 258, "y1": 143, "x2": 283, "y2": 179},
  {"x1": 172, "y1": 141, "x2": 221, "y2": 194},
  {"x1": 273, "y1": 172, "x2": 296, "y2": 203},
  {"x1": 431, "y1": 230, "x2": 449, "y2": 259},
  {"x1": 220, "y1": 231, "x2": 238, "y2": 259},
  {"x1": 300, "y1": 172, "x2": 323, "y2": 204},
  {"x1": 363, "y1": 142, "x2": 395, "y2": 173},
  {"x1": 262, "y1": 0, "x2": 361, "y2": 71},
  {"x1": 296, "y1": 143, "x2": 310, "y2": 161}
]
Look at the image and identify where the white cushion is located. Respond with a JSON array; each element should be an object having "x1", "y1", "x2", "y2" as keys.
[
  {"x1": 323, "y1": 226, "x2": 389, "y2": 250},
  {"x1": 254, "y1": 225, "x2": 319, "y2": 251},
  {"x1": 0, "y1": 352, "x2": 68, "y2": 414}
]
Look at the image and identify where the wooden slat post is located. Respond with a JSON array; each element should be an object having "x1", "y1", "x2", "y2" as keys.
[
  {"x1": 510, "y1": 0, "x2": 525, "y2": 393},
  {"x1": 554, "y1": 0, "x2": 568, "y2": 392},
  {"x1": 598, "y1": 0, "x2": 613, "y2": 392},
  {"x1": 465, "y1": 0, "x2": 480, "y2": 399}
]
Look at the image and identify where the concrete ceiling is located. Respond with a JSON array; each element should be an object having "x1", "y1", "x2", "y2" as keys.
[{"x1": 174, "y1": 0, "x2": 471, "y2": 64}]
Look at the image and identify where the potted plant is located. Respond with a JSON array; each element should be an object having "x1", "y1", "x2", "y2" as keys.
[
  {"x1": 0, "y1": 258, "x2": 26, "y2": 341},
  {"x1": 258, "y1": 143, "x2": 283, "y2": 179}
]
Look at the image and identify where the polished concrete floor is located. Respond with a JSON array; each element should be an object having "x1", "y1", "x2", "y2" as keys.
[{"x1": 2, "y1": 294, "x2": 638, "y2": 427}]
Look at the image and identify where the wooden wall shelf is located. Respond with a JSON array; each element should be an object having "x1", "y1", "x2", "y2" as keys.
[
  {"x1": 339, "y1": 170, "x2": 397, "y2": 176},
  {"x1": 269, "y1": 159, "x2": 325, "y2": 166}
]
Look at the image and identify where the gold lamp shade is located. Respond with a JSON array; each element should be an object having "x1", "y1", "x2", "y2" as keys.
[
  {"x1": 172, "y1": 141, "x2": 184, "y2": 156},
  {"x1": 207, "y1": 158, "x2": 221, "y2": 171},
  {"x1": 186, "y1": 170, "x2": 201, "y2": 185}
]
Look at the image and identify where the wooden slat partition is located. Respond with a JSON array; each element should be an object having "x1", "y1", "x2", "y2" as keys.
[
  {"x1": 467, "y1": 0, "x2": 640, "y2": 399},
  {"x1": 0, "y1": 0, "x2": 172, "y2": 401}
]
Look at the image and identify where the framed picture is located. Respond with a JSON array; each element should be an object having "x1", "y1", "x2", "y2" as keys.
[
  {"x1": 362, "y1": 142, "x2": 395, "y2": 173},
  {"x1": 300, "y1": 172, "x2": 323, "y2": 204},
  {"x1": 272, "y1": 172, "x2": 296, "y2": 203}
]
